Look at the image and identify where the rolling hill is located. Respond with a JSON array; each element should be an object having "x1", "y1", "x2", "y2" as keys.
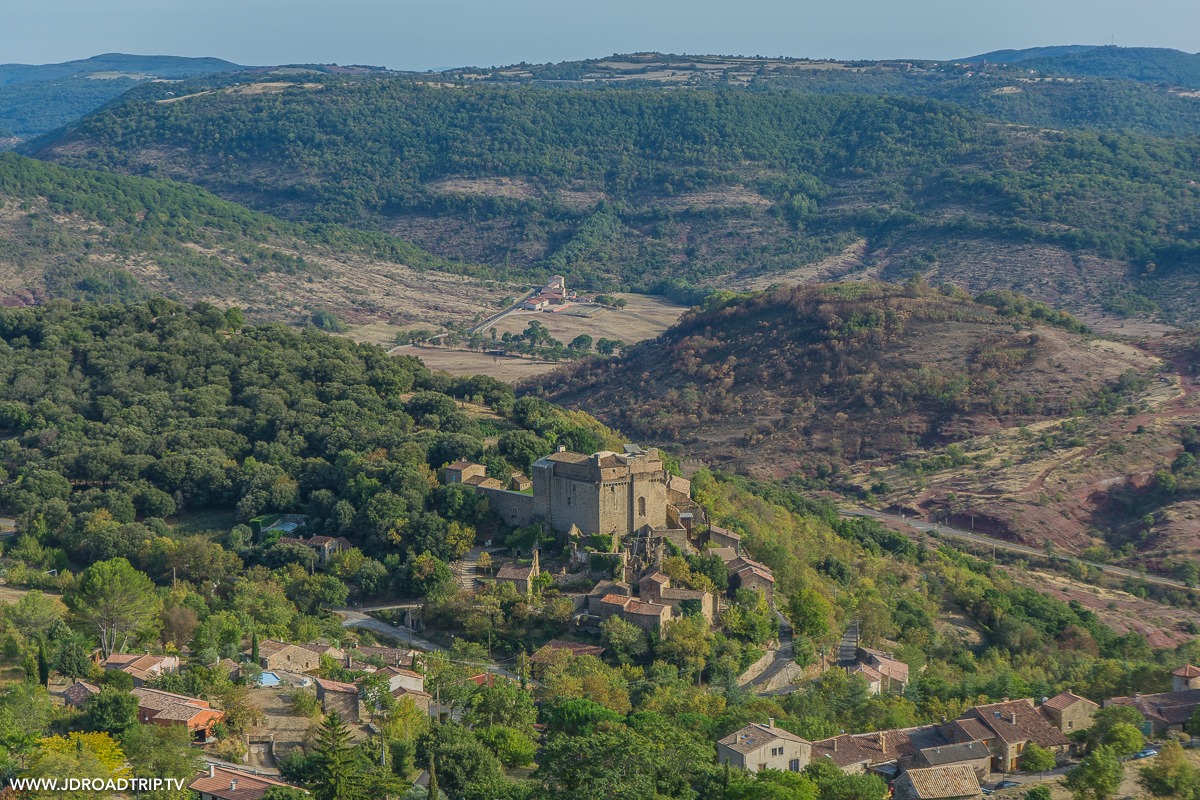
[
  {"x1": 28, "y1": 76, "x2": 1200, "y2": 325},
  {"x1": 0, "y1": 153, "x2": 501, "y2": 327},
  {"x1": 0, "y1": 53, "x2": 244, "y2": 143},
  {"x1": 528, "y1": 282, "x2": 1158, "y2": 478},
  {"x1": 529, "y1": 281, "x2": 1200, "y2": 577}
]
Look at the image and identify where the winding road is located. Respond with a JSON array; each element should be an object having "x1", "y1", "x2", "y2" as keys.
[{"x1": 843, "y1": 508, "x2": 1195, "y2": 592}]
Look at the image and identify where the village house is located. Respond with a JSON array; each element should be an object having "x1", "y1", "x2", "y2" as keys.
[
  {"x1": 892, "y1": 763, "x2": 982, "y2": 800},
  {"x1": 315, "y1": 677, "x2": 361, "y2": 722},
  {"x1": 1106, "y1": 688, "x2": 1200, "y2": 737},
  {"x1": 350, "y1": 644, "x2": 415, "y2": 668},
  {"x1": 189, "y1": 764, "x2": 304, "y2": 800},
  {"x1": 375, "y1": 666, "x2": 426, "y2": 694},
  {"x1": 594, "y1": 593, "x2": 673, "y2": 632},
  {"x1": 1174, "y1": 664, "x2": 1200, "y2": 691},
  {"x1": 253, "y1": 639, "x2": 322, "y2": 673},
  {"x1": 953, "y1": 699, "x2": 1070, "y2": 772},
  {"x1": 1038, "y1": 691, "x2": 1099, "y2": 734},
  {"x1": 1106, "y1": 664, "x2": 1200, "y2": 736},
  {"x1": 275, "y1": 535, "x2": 352, "y2": 565},
  {"x1": 848, "y1": 663, "x2": 885, "y2": 694},
  {"x1": 854, "y1": 646, "x2": 909, "y2": 693},
  {"x1": 717, "y1": 720, "x2": 811, "y2": 773},
  {"x1": 361, "y1": 666, "x2": 431, "y2": 713},
  {"x1": 638, "y1": 571, "x2": 715, "y2": 623},
  {"x1": 531, "y1": 639, "x2": 606, "y2": 664},
  {"x1": 301, "y1": 641, "x2": 346, "y2": 661},
  {"x1": 63, "y1": 680, "x2": 101, "y2": 709},
  {"x1": 707, "y1": 525, "x2": 742, "y2": 553},
  {"x1": 495, "y1": 550, "x2": 540, "y2": 595},
  {"x1": 726, "y1": 556, "x2": 775, "y2": 603},
  {"x1": 907, "y1": 741, "x2": 992, "y2": 781},
  {"x1": 813, "y1": 726, "x2": 953, "y2": 777},
  {"x1": 104, "y1": 653, "x2": 180, "y2": 687},
  {"x1": 131, "y1": 687, "x2": 224, "y2": 741}
]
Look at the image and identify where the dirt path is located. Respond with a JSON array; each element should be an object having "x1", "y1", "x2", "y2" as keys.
[
  {"x1": 1023, "y1": 356, "x2": 1198, "y2": 494},
  {"x1": 845, "y1": 508, "x2": 1195, "y2": 592}
]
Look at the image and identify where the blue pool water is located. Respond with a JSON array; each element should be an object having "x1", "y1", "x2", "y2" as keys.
[{"x1": 259, "y1": 671, "x2": 282, "y2": 687}]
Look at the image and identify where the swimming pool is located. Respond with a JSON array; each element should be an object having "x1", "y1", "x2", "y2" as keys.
[{"x1": 259, "y1": 671, "x2": 282, "y2": 687}]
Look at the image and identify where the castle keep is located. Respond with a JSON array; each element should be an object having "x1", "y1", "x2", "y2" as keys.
[{"x1": 444, "y1": 445, "x2": 674, "y2": 536}]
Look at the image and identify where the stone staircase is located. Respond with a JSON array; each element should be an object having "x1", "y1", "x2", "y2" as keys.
[{"x1": 450, "y1": 547, "x2": 484, "y2": 591}]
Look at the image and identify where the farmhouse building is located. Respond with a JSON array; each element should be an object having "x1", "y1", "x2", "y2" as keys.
[
  {"x1": 1174, "y1": 665, "x2": 1200, "y2": 691},
  {"x1": 1037, "y1": 691, "x2": 1098, "y2": 734},
  {"x1": 104, "y1": 653, "x2": 179, "y2": 687},
  {"x1": 315, "y1": 678, "x2": 361, "y2": 722},
  {"x1": 132, "y1": 688, "x2": 224, "y2": 740},
  {"x1": 254, "y1": 639, "x2": 322, "y2": 673},
  {"x1": 892, "y1": 764, "x2": 982, "y2": 800},
  {"x1": 189, "y1": 765, "x2": 302, "y2": 800},
  {"x1": 718, "y1": 720, "x2": 811, "y2": 773}
]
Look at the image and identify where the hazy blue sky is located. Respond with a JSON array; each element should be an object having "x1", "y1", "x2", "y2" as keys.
[{"x1": 5, "y1": 0, "x2": 1199, "y2": 69}]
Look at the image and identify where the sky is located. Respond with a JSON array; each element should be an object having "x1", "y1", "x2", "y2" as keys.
[{"x1": 4, "y1": 0, "x2": 1199, "y2": 69}]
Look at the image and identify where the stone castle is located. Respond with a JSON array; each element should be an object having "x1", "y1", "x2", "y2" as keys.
[{"x1": 444, "y1": 445, "x2": 694, "y2": 537}]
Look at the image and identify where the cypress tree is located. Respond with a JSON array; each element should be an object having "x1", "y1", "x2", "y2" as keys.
[{"x1": 37, "y1": 640, "x2": 49, "y2": 686}]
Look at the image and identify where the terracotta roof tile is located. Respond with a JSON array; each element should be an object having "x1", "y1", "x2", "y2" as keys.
[
  {"x1": 188, "y1": 766, "x2": 300, "y2": 800},
  {"x1": 897, "y1": 763, "x2": 981, "y2": 798},
  {"x1": 719, "y1": 723, "x2": 809, "y2": 755},
  {"x1": 1040, "y1": 691, "x2": 1097, "y2": 712}
]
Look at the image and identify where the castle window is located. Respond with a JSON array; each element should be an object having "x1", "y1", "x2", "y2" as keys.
[{"x1": 638, "y1": 496, "x2": 646, "y2": 517}]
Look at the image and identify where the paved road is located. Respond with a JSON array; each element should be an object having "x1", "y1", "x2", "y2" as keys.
[
  {"x1": 467, "y1": 290, "x2": 536, "y2": 335},
  {"x1": 844, "y1": 508, "x2": 1193, "y2": 592}
]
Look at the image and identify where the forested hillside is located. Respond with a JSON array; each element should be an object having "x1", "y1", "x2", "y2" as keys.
[
  {"x1": 0, "y1": 299, "x2": 618, "y2": 586},
  {"x1": 0, "y1": 153, "x2": 515, "y2": 326},
  {"x1": 530, "y1": 283, "x2": 1158, "y2": 478},
  {"x1": 33, "y1": 78, "x2": 1200, "y2": 321},
  {"x1": 0, "y1": 53, "x2": 243, "y2": 142},
  {"x1": 0, "y1": 302, "x2": 1197, "y2": 799}
]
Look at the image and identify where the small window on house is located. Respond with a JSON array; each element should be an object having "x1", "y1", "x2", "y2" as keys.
[
  {"x1": 789, "y1": 759, "x2": 800, "y2": 772},
  {"x1": 1068, "y1": 721, "x2": 1074, "y2": 729},
  {"x1": 638, "y1": 496, "x2": 646, "y2": 516}
]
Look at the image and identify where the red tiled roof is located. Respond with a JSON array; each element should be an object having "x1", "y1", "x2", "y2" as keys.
[
  {"x1": 315, "y1": 678, "x2": 359, "y2": 695},
  {"x1": 530, "y1": 639, "x2": 606, "y2": 663},
  {"x1": 624, "y1": 599, "x2": 670, "y2": 617},
  {"x1": 1174, "y1": 665, "x2": 1200, "y2": 678},
  {"x1": 188, "y1": 766, "x2": 301, "y2": 800},
  {"x1": 63, "y1": 681, "x2": 100, "y2": 707},
  {"x1": 1108, "y1": 689, "x2": 1200, "y2": 726},
  {"x1": 960, "y1": 699, "x2": 1070, "y2": 748},
  {"x1": 948, "y1": 718, "x2": 993, "y2": 743},
  {"x1": 896, "y1": 764, "x2": 981, "y2": 799},
  {"x1": 719, "y1": 722, "x2": 809, "y2": 755},
  {"x1": 1040, "y1": 691, "x2": 1097, "y2": 712}
]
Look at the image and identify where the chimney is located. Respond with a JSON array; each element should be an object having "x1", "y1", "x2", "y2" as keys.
[
  {"x1": 832, "y1": 738, "x2": 838, "y2": 752},
  {"x1": 557, "y1": 445, "x2": 567, "y2": 453},
  {"x1": 1009, "y1": 713, "x2": 1017, "y2": 724},
  {"x1": 768, "y1": 718, "x2": 775, "y2": 728},
  {"x1": 208, "y1": 764, "x2": 215, "y2": 779},
  {"x1": 230, "y1": 779, "x2": 238, "y2": 791}
]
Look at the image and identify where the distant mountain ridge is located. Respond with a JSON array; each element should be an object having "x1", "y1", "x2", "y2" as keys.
[
  {"x1": 960, "y1": 45, "x2": 1200, "y2": 88},
  {"x1": 0, "y1": 53, "x2": 244, "y2": 142},
  {"x1": 960, "y1": 45, "x2": 1103, "y2": 63},
  {"x1": 0, "y1": 53, "x2": 245, "y2": 85}
]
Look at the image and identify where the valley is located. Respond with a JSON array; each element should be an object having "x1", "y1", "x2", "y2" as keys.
[{"x1": 2, "y1": 37, "x2": 1200, "y2": 800}]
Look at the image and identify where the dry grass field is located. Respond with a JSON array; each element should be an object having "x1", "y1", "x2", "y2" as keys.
[
  {"x1": 388, "y1": 346, "x2": 562, "y2": 381},
  {"x1": 487, "y1": 294, "x2": 687, "y2": 345}
]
